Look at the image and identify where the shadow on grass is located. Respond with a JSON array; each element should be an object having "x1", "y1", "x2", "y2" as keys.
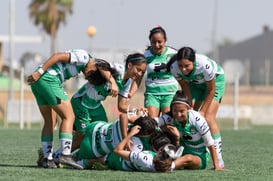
[{"x1": 0, "y1": 164, "x2": 38, "y2": 168}]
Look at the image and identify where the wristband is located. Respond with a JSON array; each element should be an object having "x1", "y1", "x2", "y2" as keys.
[{"x1": 38, "y1": 68, "x2": 45, "y2": 75}]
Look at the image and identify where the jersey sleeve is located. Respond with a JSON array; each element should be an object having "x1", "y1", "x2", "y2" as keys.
[
  {"x1": 189, "y1": 110, "x2": 214, "y2": 146},
  {"x1": 189, "y1": 110, "x2": 210, "y2": 136},
  {"x1": 67, "y1": 49, "x2": 90, "y2": 65},
  {"x1": 118, "y1": 79, "x2": 132, "y2": 98},
  {"x1": 155, "y1": 114, "x2": 173, "y2": 126},
  {"x1": 129, "y1": 151, "x2": 155, "y2": 172},
  {"x1": 198, "y1": 54, "x2": 217, "y2": 81},
  {"x1": 170, "y1": 61, "x2": 183, "y2": 81}
]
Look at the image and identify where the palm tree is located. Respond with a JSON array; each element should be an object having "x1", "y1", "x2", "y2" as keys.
[{"x1": 29, "y1": 0, "x2": 73, "y2": 54}]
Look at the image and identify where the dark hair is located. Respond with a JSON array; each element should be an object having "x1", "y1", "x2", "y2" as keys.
[
  {"x1": 86, "y1": 58, "x2": 119, "y2": 85},
  {"x1": 130, "y1": 116, "x2": 158, "y2": 137},
  {"x1": 146, "y1": 26, "x2": 167, "y2": 51},
  {"x1": 166, "y1": 54, "x2": 177, "y2": 72},
  {"x1": 169, "y1": 90, "x2": 191, "y2": 117},
  {"x1": 153, "y1": 144, "x2": 177, "y2": 172},
  {"x1": 177, "y1": 47, "x2": 196, "y2": 63},
  {"x1": 149, "y1": 26, "x2": 167, "y2": 41},
  {"x1": 150, "y1": 131, "x2": 172, "y2": 152},
  {"x1": 124, "y1": 53, "x2": 146, "y2": 69},
  {"x1": 166, "y1": 47, "x2": 196, "y2": 72}
]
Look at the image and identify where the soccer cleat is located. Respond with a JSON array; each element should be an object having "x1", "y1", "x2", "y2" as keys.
[
  {"x1": 52, "y1": 152, "x2": 60, "y2": 167},
  {"x1": 58, "y1": 154, "x2": 84, "y2": 169},
  {"x1": 37, "y1": 148, "x2": 44, "y2": 167},
  {"x1": 42, "y1": 158, "x2": 57, "y2": 169}
]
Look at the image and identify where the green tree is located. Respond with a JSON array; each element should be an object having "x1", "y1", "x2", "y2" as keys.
[{"x1": 29, "y1": 0, "x2": 73, "y2": 54}]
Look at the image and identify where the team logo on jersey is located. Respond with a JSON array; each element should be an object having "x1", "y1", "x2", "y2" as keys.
[
  {"x1": 190, "y1": 127, "x2": 197, "y2": 135},
  {"x1": 81, "y1": 122, "x2": 87, "y2": 129},
  {"x1": 196, "y1": 74, "x2": 204, "y2": 80},
  {"x1": 166, "y1": 54, "x2": 173, "y2": 62}
]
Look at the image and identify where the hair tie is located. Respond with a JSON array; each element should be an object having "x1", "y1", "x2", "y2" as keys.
[{"x1": 171, "y1": 101, "x2": 191, "y2": 108}]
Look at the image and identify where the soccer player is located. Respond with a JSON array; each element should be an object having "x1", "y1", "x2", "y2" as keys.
[
  {"x1": 71, "y1": 53, "x2": 147, "y2": 151},
  {"x1": 144, "y1": 26, "x2": 178, "y2": 118},
  {"x1": 27, "y1": 49, "x2": 117, "y2": 169},
  {"x1": 77, "y1": 123, "x2": 179, "y2": 172},
  {"x1": 167, "y1": 47, "x2": 226, "y2": 168},
  {"x1": 74, "y1": 115, "x2": 158, "y2": 168},
  {"x1": 156, "y1": 90, "x2": 223, "y2": 170},
  {"x1": 104, "y1": 125, "x2": 173, "y2": 172}
]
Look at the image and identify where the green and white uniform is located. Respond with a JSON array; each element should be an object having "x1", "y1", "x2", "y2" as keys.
[
  {"x1": 170, "y1": 53, "x2": 225, "y2": 101},
  {"x1": 31, "y1": 49, "x2": 91, "y2": 161},
  {"x1": 47, "y1": 49, "x2": 90, "y2": 83},
  {"x1": 105, "y1": 150, "x2": 156, "y2": 172},
  {"x1": 31, "y1": 49, "x2": 91, "y2": 106},
  {"x1": 77, "y1": 119, "x2": 148, "y2": 160},
  {"x1": 72, "y1": 63, "x2": 133, "y2": 132},
  {"x1": 110, "y1": 63, "x2": 133, "y2": 98},
  {"x1": 144, "y1": 46, "x2": 178, "y2": 109},
  {"x1": 71, "y1": 83, "x2": 111, "y2": 132},
  {"x1": 172, "y1": 110, "x2": 214, "y2": 169}
]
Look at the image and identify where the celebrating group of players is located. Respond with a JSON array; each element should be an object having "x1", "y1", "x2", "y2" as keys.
[{"x1": 27, "y1": 26, "x2": 225, "y2": 172}]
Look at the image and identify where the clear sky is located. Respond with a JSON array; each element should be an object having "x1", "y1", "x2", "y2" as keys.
[{"x1": 1, "y1": 0, "x2": 273, "y2": 63}]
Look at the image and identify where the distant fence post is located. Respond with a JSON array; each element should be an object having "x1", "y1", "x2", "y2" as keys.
[
  {"x1": 6, "y1": 100, "x2": 42, "y2": 127},
  {"x1": 233, "y1": 72, "x2": 239, "y2": 130},
  {"x1": 244, "y1": 59, "x2": 250, "y2": 86},
  {"x1": 20, "y1": 67, "x2": 24, "y2": 129},
  {"x1": 265, "y1": 59, "x2": 270, "y2": 86}
]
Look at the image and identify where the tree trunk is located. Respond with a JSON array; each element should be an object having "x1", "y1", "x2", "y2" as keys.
[{"x1": 50, "y1": 35, "x2": 56, "y2": 54}]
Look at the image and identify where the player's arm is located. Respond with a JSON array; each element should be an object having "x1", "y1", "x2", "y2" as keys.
[
  {"x1": 201, "y1": 129, "x2": 222, "y2": 170},
  {"x1": 119, "y1": 113, "x2": 129, "y2": 139},
  {"x1": 97, "y1": 68, "x2": 118, "y2": 97},
  {"x1": 27, "y1": 52, "x2": 70, "y2": 83},
  {"x1": 118, "y1": 95, "x2": 129, "y2": 113},
  {"x1": 113, "y1": 125, "x2": 141, "y2": 161}
]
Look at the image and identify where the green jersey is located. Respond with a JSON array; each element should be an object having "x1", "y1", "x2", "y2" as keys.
[
  {"x1": 144, "y1": 46, "x2": 178, "y2": 95},
  {"x1": 106, "y1": 150, "x2": 156, "y2": 172},
  {"x1": 72, "y1": 63, "x2": 132, "y2": 109},
  {"x1": 77, "y1": 120, "x2": 147, "y2": 160},
  {"x1": 46, "y1": 49, "x2": 91, "y2": 83},
  {"x1": 172, "y1": 110, "x2": 213, "y2": 156},
  {"x1": 110, "y1": 63, "x2": 132, "y2": 98},
  {"x1": 170, "y1": 53, "x2": 224, "y2": 84},
  {"x1": 72, "y1": 83, "x2": 111, "y2": 109}
]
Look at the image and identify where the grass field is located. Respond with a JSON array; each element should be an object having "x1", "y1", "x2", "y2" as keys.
[{"x1": 0, "y1": 126, "x2": 273, "y2": 181}]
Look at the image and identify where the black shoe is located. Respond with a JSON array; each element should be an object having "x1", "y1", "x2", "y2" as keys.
[
  {"x1": 42, "y1": 158, "x2": 57, "y2": 169},
  {"x1": 58, "y1": 154, "x2": 83, "y2": 169},
  {"x1": 37, "y1": 148, "x2": 44, "y2": 167},
  {"x1": 52, "y1": 152, "x2": 61, "y2": 167}
]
